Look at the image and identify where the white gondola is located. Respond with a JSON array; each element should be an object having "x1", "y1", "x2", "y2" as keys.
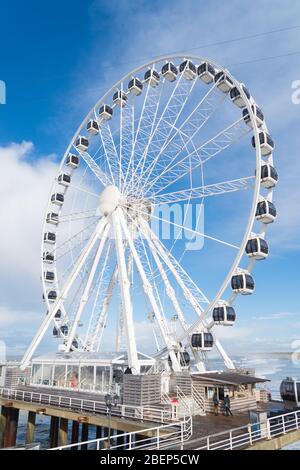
[
  {"x1": 231, "y1": 271, "x2": 255, "y2": 295},
  {"x1": 58, "y1": 173, "x2": 71, "y2": 186},
  {"x1": 55, "y1": 309, "x2": 62, "y2": 320},
  {"x1": 53, "y1": 327, "x2": 59, "y2": 337},
  {"x1": 260, "y1": 163, "x2": 278, "y2": 189},
  {"x1": 46, "y1": 290, "x2": 57, "y2": 303},
  {"x1": 214, "y1": 71, "x2": 234, "y2": 92},
  {"x1": 75, "y1": 136, "x2": 89, "y2": 152},
  {"x1": 230, "y1": 84, "x2": 251, "y2": 108},
  {"x1": 99, "y1": 104, "x2": 113, "y2": 120},
  {"x1": 191, "y1": 332, "x2": 214, "y2": 351},
  {"x1": 46, "y1": 212, "x2": 59, "y2": 225},
  {"x1": 197, "y1": 62, "x2": 216, "y2": 84},
  {"x1": 168, "y1": 351, "x2": 191, "y2": 368},
  {"x1": 161, "y1": 62, "x2": 178, "y2": 82},
  {"x1": 128, "y1": 77, "x2": 143, "y2": 96},
  {"x1": 213, "y1": 303, "x2": 236, "y2": 326},
  {"x1": 43, "y1": 271, "x2": 55, "y2": 283},
  {"x1": 113, "y1": 90, "x2": 128, "y2": 107},
  {"x1": 179, "y1": 60, "x2": 197, "y2": 80},
  {"x1": 87, "y1": 119, "x2": 99, "y2": 135},
  {"x1": 280, "y1": 378, "x2": 300, "y2": 407},
  {"x1": 246, "y1": 235, "x2": 269, "y2": 260},
  {"x1": 51, "y1": 192, "x2": 64, "y2": 206},
  {"x1": 66, "y1": 153, "x2": 79, "y2": 168},
  {"x1": 255, "y1": 199, "x2": 277, "y2": 224},
  {"x1": 60, "y1": 325, "x2": 69, "y2": 337},
  {"x1": 43, "y1": 251, "x2": 55, "y2": 264},
  {"x1": 44, "y1": 232, "x2": 56, "y2": 244},
  {"x1": 252, "y1": 131, "x2": 275, "y2": 156},
  {"x1": 71, "y1": 338, "x2": 79, "y2": 350},
  {"x1": 243, "y1": 105, "x2": 264, "y2": 128},
  {"x1": 144, "y1": 69, "x2": 160, "y2": 87}
]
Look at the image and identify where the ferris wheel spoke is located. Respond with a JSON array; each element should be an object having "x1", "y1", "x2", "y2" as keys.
[
  {"x1": 52, "y1": 219, "x2": 99, "y2": 260},
  {"x1": 145, "y1": 116, "x2": 250, "y2": 196},
  {"x1": 122, "y1": 80, "x2": 165, "y2": 193},
  {"x1": 120, "y1": 92, "x2": 135, "y2": 192},
  {"x1": 139, "y1": 219, "x2": 209, "y2": 309},
  {"x1": 132, "y1": 80, "x2": 226, "y2": 195},
  {"x1": 128, "y1": 206, "x2": 240, "y2": 250},
  {"x1": 65, "y1": 223, "x2": 110, "y2": 351},
  {"x1": 73, "y1": 147, "x2": 112, "y2": 187},
  {"x1": 59, "y1": 208, "x2": 99, "y2": 223},
  {"x1": 118, "y1": 209, "x2": 182, "y2": 372},
  {"x1": 95, "y1": 116, "x2": 124, "y2": 187},
  {"x1": 128, "y1": 71, "x2": 196, "y2": 196},
  {"x1": 150, "y1": 176, "x2": 255, "y2": 205},
  {"x1": 71, "y1": 185, "x2": 100, "y2": 199}
]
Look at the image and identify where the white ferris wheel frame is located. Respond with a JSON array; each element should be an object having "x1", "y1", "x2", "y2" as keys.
[{"x1": 20, "y1": 54, "x2": 275, "y2": 373}]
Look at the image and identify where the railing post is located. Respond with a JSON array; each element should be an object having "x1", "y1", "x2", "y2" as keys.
[
  {"x1": 296, "y1": 412, "x2": 299, "y2": 430},
  {"x1": 156, "y1": 427, "x2": 160, "y2": 449},
  {"x1": 207, "y1": 436, "x2": 210, "y2": 450},
  {"x1": 282, "y1": 416, "x2": 286, "y2": 434},
  {"x1": 229, "y1": 431, "x2": 233, "y2": 450},
  {"x1": 266, "y1": 419, "x2": 271, "y2": 439},
  {"x1": 248, "y1": 424, "x2": 253, "y2": 446},
  {"x1": 128, "y1": 433, "x2": 132, "y2": 450},
  {"x1": 180, "y1": 422, "x2": 184, "y2": 450}
]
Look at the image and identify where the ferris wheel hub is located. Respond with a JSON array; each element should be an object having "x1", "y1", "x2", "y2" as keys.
[{"x1": 99, "y1": 185, "x2": 121, "y2": 215}]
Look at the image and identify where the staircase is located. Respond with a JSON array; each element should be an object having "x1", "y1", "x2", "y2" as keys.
[{"x1": 191, "y1": 384, "x2": 206, "y2": 416}]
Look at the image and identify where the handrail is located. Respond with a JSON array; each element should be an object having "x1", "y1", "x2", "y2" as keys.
[
  {"x1": 0, "y1": 387, "x2": 173, "y2": 424},
  {"x1": 51, "y1": 415, "x2": 193, "y2": 450},
  {"x1": 191, "y1": 384, "x2": 205, "y2": 414},
  {"x1": 195, "y1": 409, "x2": 300, "y2": 450}
]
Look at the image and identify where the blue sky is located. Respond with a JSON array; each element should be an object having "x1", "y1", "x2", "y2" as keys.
[{"x1": 0, "y1": 0, "x2": 300, "y2": 358}]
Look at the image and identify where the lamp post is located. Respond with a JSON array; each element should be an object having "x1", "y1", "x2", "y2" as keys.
[{"x1": 105, "y1": 393, "x2": 120, "y2": 449}]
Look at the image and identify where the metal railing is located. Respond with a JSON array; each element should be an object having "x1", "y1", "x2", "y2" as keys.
[
  {"x1": 0, "y1": 387, "x2": 173, "y2": 424},
  {"x1": 191, "y1": 384, "x2": 205, "y2": 415},
  {"x1": 196, "y1": 409, "x2": 300, "y2": 450},
  {"x1": 51, "y1": 416, "x2": 193, "y2": 450}
]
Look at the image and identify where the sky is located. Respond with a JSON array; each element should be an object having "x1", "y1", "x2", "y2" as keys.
[{"x1": 0, "y1": 0, "x2": 300, "y2": 361}]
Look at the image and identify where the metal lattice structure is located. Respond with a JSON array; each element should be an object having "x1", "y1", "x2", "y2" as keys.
[{"x1": 21, "y1": 56, "x2": 277, "y2": 374}]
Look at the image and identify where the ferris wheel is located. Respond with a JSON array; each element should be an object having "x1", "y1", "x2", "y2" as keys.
[{"x1": 21, "y1": 56, "x2": 277, "y2": 373}]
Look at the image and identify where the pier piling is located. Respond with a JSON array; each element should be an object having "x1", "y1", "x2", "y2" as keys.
[
  {"x1": 49, "y1": 416, "x2": 59, "y2": 448},
  {"x1": 81, "y1": 422, "x2": 89, "y2": 450},
  {"x1": 3, "y1": 407, "x2": 19, "y2": 448},
  {"x1": 58, "y1": 418, "x2": 68, "y2": 447},
  {"x1": 26, "y1": 411, "x2": 36, "y2": 444}
]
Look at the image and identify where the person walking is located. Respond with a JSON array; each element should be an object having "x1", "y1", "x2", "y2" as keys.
[
  {"x1": 224, "y1": 394, "x2": 233, "y2": 416},
  {"x1": 212, "y1": 391, "x2": 219, "y2": 416}
]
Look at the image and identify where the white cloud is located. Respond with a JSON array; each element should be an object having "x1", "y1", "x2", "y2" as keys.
[
  {"x1": 0, "y1": 142, "x2": 58, "y2": 352},
  {"x1": 253, "y1": 312, "x2": 297, "y2": 321}
]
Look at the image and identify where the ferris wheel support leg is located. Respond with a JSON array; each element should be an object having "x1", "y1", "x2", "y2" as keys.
[
  {"x1": 145, "y1": 228, "x2": 205, "y2": 371},
  {"x1": 91, "y1": 266, "x2": 118, "y2": 352},
  {"x1": 65, "y1": 224, "x2": 110, "y2": 352},
  {"x1": 112, "y1": 211, "x2": 140, "y2": 374},
  {"x1": 215, "y1": 339, "x2": 236, "y2": 370},
  {"x1": 118, "y1": 210, "x2": 182, "y2": 373},
  {"x1": 20, "y1": 218, "x2": 108, "y2": 369},
  {"x1": 116, "y1": 251, "x2": 133, "y2": 352}
]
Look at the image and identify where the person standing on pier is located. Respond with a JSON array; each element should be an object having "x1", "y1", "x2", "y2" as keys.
[
  {"x1": 224, "y1": 394, "x2": 233, "y2": 416},
  {"x1": 213, "y1": 391, "x2": 219, "y2": 416}
]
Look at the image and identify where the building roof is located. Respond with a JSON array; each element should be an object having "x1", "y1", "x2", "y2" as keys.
[{"x1": 192, "y1": 371, "x2": 269, "y2": 386}]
